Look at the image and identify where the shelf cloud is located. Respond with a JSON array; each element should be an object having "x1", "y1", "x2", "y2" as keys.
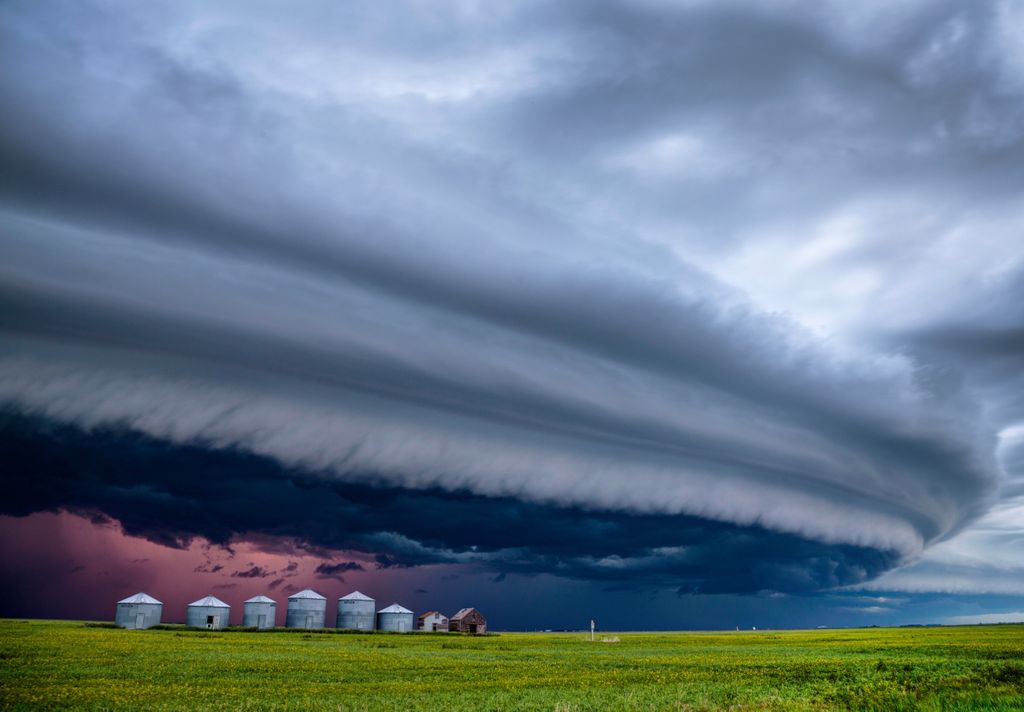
[{"x1": 1, "y1": 0, "x2": 1022, "y2": 609}]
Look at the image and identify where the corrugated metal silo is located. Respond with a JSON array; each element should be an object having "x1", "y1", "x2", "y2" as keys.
[
  {"x1": 286, "y1": 589, "x2": 327, "y2": 629},
  {"x1": 187, "y1": 595, "x2": 231, "y2": 629},
  {"x1": 243, "y1": 595, "x2": 277, "y2": 629},
  {"x1": 115, "y1": 592, "x2": 163, "y2": 629},
  {"x1": 376, "y1": 603, "x2": 414, "y2": 632},
  {"x1": 336, "y1": 591, "x2": 375, "y2": 630}
]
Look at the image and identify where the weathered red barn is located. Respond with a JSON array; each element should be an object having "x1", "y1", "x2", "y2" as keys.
[{"x1": 449, "y1": 607, "x2": 486, "y2": 634}]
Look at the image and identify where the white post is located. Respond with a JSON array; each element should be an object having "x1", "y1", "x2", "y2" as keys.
[{"x1": 590, "y1": 619, "x2": 595, "y2": 641}]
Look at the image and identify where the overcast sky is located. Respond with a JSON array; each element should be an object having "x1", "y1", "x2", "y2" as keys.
[{"x1": 1, "y1": 0, "x2": 1023, "y2": 629}]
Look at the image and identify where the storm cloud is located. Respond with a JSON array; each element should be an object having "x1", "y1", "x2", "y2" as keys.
[
  {"x1": 1, "y1": 0, "x2": 1022, "y2": 602},
  {"x1": 316, "y1": 562, "x2": 366, "y2": 579},
  {"x1": 0, "y1": 411, "x2": 900, "y2": 593}
]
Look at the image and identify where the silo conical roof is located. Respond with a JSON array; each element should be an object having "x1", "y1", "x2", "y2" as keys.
[
  {"x1": 379, "y1": 603, "x2": 412, "y2": 614},
  {"x1": 340, "y1": 591, "x2": 373, "y2": 601},
  {"x1": 188, "y1": 595, "x2": 230, "y2": 608},
  {"x1": 244, "y1": 595, "x2": 276, "y2": 604},
  {"x1": 118, "y1": 592, "x2": 162, "y2": 605},
  {"x1": 288, "y1": 588, "x2": 326, "y2": 600}
]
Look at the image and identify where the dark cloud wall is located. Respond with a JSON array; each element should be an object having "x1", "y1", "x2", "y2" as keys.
[
  {"x1": 1, "y1": 0, "x2": 1022, "y2": 607},
  {"x1": 0, "y1": 411, "x2": 898, "y2": 594}
]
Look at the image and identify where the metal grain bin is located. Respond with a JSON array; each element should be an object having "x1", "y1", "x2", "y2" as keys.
[
  {"x1": 187, "y1": 595, "x2": 231, "y2": 629},
  {"x1": 243, "y1": 595, "x2": 277, "y2": 629},
  {"x1": 336, "y1": 591, "x2": 375, "y2": 630},
  {"x1": 115, "y1": 592, "x2": 163, "y2": 629},
  {"x1": 376, "y1": 603, "x2": 414, "y2": 632},
  {"x1": 285, "y1": 589, "x2": 327, "y2": 629}
]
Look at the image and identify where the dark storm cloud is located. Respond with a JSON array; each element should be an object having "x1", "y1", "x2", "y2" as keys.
[
  {"x1": 456, "y1": 0, "x2": 1024, "y2": 257},
  {"x1": 0, "y1": 208, "x2": 992, "y2": 556},
  {"x1": 315, "y1": 562, "x2": 365, "y2": 578},
  {"x1": 0, "y1": 412, "x2": 898, "y2": 593},
  {"x1": 864, "y1": 263, "x2": 1024, "y2": 594},
  {"x1": 502, "y1": 2, "x2": 1024, "y2": 156},
  {"x1": 231, "y1": 565, "x2": 274, "y2": 579},
  {"x1": 194, "y1": 562, "x2": 224, "y2": 574},
  {"x1": 884, "y1": 263, "x2": 1024, "y2": 480},
  {"x1": 0, "y1": 0, "x2": 1021, "y2": 594}
]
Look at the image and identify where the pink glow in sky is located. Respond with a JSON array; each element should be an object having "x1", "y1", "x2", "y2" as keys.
[{"x1": 0, "y1": 511, "x2": 391, "y2": 625}]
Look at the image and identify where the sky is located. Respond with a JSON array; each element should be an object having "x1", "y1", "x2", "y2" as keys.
[{"x1": 1, "y1": 0, "x2": 1022, "y2": 630}]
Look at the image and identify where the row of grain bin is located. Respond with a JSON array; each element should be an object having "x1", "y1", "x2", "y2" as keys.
[
  {"x1": 115, "y1": 589, "x2": 421, "y2": 632},
  {"x1": 302, "y1": 590, "x2": 415, "y2": 631},
  {"x1": 117, "y1": 592, "x2": 279, "y2": 630},
  {"x1": 187, "y1": 594, "x2": 279, "y2": 630}
]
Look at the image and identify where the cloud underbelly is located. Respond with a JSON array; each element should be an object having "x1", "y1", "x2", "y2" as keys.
[
  {"x1": 0, "y1": 268, "x2": 990, "y2": 564},
  {"x1": 0, "y1": 410, "x2": 905, "y2": 593},
  {"x1": 0, "y1": 214, "x2": 995, "y2": 554}
]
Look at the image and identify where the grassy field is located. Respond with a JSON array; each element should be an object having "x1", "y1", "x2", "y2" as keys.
[{"x1": 0, "y1": 620, "x2": 1022, "y2": 710}]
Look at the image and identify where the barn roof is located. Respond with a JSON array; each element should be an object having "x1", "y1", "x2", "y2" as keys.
[
  {"x1": 244, "y1": 595, "x2": 276, "y2": 604},
  {"x1": 417, "y1": 610, "x2": 440, "y2": 620},
  {"x1": 288, "y1": 589, "x2": 326, "y2": 600},
  {"x1": 340, "y1": 591, "x2": 373, "y2": 601},
  {"x1": 118, "y1": 592, "x2": 162, "y2": 605},
  {"x1": 189, "y1": 595, "x2": 230, "y2": 608},
  {"x1": 379, "y1": 603, "x2": 412, "y2": 614},
  {"x1": 451, "y1": 607, "x2": 481, "y2": 621}
]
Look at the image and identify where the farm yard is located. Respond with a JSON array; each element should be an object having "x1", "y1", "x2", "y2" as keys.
[{"x1": 1, "y1": 620, "x2": 1022, "y2": 710}]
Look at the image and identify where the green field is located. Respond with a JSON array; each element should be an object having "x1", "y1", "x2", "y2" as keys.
[{"x1": 0, "y1": 620, "x2": 1022, "y2": 710}]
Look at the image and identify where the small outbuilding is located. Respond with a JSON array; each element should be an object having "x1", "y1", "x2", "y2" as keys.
[
  {"x1": 243, "y1": 595, "x2": 277, "y2": 629},
  {"x1": 337, "y1": 591, "x2": 375, "y2": 630},
  {"x1": 417, "y1": 611, "x2": 448, "y2": 632},
  {"x1": 286, "y1": 589, "x2": 327, "y2": 629},
  {"x1": 187, "y1": 595, "x2": 231, "y2": 629},
  {"x1": 449, "y1": 608, "x2": 487, "y2": 634},
  {"x1": 376, "y1": 603, "x2": 414, "y2": 632},
  {"x1": 115, "y1": 592, "x2": 163, "y2": 629}
]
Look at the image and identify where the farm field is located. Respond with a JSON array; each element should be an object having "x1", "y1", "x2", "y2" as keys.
[{"x1": 0, "y1": 620, "x2": 1022, "y2": 711}]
